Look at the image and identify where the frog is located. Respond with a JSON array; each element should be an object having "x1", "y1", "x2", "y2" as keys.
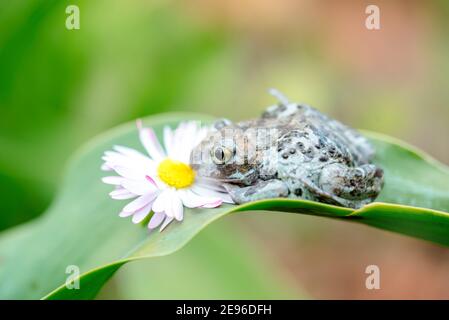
[{"x1": 190, "y1": 89, "x2": 384, "y2": 209}]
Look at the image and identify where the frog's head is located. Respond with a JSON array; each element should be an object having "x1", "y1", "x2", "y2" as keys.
[{"x1": 190, "y1": 120, "x2": 260, "y2": 186}]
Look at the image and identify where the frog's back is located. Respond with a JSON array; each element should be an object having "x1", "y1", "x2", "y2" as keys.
[{"x1": 261, "y1": 101, "x2": 374, "y2": 166}]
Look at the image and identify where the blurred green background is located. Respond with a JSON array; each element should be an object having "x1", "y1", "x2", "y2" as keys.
[{"x1": 1, "y1": 0, "x2": 449, "y2": 298}]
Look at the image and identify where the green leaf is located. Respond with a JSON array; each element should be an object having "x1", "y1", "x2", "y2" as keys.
[
  {"x1": 0, "y1": 112, "x2": 448, "y2": 300},
  {"x1": 97, "y1": 218, "x2": 303, "y2": 299}
]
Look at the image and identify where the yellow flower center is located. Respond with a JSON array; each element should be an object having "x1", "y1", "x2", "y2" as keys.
[{"x1": 157, "y1": 158, "x2": 195, "y2": 189}]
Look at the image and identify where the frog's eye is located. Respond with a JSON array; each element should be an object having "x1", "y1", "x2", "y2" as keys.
[{"x1": 211, "y1": 146, "x2": 233, "y2": 165}]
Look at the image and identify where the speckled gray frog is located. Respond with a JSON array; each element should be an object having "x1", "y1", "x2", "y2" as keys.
[{"x1": 190, "y1": 90, "x2": 384, "y2": 209}]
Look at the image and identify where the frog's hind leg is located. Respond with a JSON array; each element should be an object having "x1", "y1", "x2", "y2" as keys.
[
  {"x1": 318, "y1": 163, "x2": 384, "y2": 208},
  {"x1": 223, "y1": 179, "x2": 289, "y2": 204}
]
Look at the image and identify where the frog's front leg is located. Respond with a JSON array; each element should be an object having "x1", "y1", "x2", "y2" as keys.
[{"x1": 224, "y1": 179, "x2": 289, "y2": 204}]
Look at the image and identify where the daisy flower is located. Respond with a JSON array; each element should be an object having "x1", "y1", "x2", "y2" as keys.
[{"x1": 101, "y1": 120, "x2": 233, "y2": 231}]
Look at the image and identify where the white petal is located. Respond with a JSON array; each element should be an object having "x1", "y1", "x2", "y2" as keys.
[
  {"x1": 119, "y1": 210, "x2": 134, "y2": 218},
  {"x1": 153, "y1": 189, "x2": 183, "y2": 221},
  {"x1": 160, "y1": 216, "x2": 175, "y2": 231},
  {"x1": 195, "y1": 179, "x2": 227, "y2": 192},
  {"x1": 163, "y1": 126, "x2": 174, "y2": 158},
  {"x1": 113, "y1": 145, "x2": 146, "y2": 158},
  {"x1": 178, "y1": 189, "x2": 220, "y2": 208},
  {"x1": 113, "y1": 145, "x2": 156, "y2": 169},
  {"x1": 132, "y1": 202, "x2": 153, "y2": 224},
  {"x1": 191, "y1": 184, "x2": 234, "y2": 204},
  {"x1": 102, "y1": 176, "x2": 124, "y2": 185},
  {"x1": 194, "y1": 126, "x2": 209, "y2": 147},
  {"x1": 148, "y1": 212, "x2": 165, "y2": 229},
  {"x1": 170, "y1": 193, "x2": 184, "y2": 221},
  {"x1": 110, "y1": 189, "x2": 137, "y2": 200},
  {"x1": 123, "y1": 192, "x2": 157, "y2": 213},
  {"x1": 101, "y1": 151, "x2": 152, "y2": 170},
  {"x1": 113, "y1": 166, "x2": 146, "y2": 180},
  {"x1": 200, "y1": 199, "x2": 223, "y2": 208},
  {"x1": 170, "y1": 122, "x2": 188, "y2": 162},
  {"x1": 101, "y1": 163, "x2": 112, "y2": 171},
  {"x1": 173, "y1": 122, "x2": 199, "y2": 163},
  {"x1": 145, "y1": 175, "x2": 160, "y2": 188},
  {"x1": 151, "y1": 190, "x2": 170, "y2": 213},
  {"x1": 169, "y1": 121, "x2": 208, "y2": 164},
  {"x1": 122, "y1": 179, "x2": 156, "y2": 195},
  {"x1": 138, "y1": 121, "x2": 165, "y2": 161},
  {"x1": 103, "y1": 152, "x2": 138, "y2": 168},
  {"x1": 102, "y1": 152, "x2": 116, "y2": 159}
]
